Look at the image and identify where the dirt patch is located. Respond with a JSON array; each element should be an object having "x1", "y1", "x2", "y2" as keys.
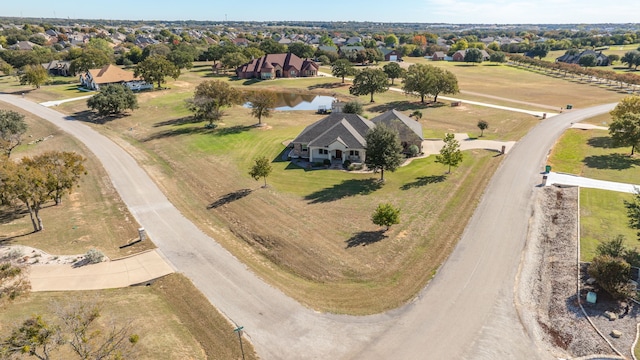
[{"x1": 520, "y1": 186, "x2": 640, "y2": 358}]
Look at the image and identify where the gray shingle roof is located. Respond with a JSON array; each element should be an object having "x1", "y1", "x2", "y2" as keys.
[
  {"x1": 292, "y1": 113, "x2": 374, "y2": 148},
  {"x1": 371, "y1": 109, "x2": 423, "y2": 141}
]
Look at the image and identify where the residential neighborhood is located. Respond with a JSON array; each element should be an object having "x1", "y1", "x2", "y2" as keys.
[{"x1": 2, "y1": 10, "x2": 640, "y2": 360}]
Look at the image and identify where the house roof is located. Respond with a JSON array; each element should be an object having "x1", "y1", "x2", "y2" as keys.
[
  {"x1": 87, "y1": 65, "x2": 140, "y2": 84},
  {"x1": 371, "y1": 109, "x2": 424, "y2": 141},
  {"x1": 292, "y1": 113, "x2": 374, "y2": 149},
  {"x1": 236, "y1": 53, "x2": 318, "y2": 75}
]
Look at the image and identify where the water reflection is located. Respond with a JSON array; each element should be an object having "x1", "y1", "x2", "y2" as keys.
[{"x1": 245, "y1": 92, "x2": 336, "y2": 111}]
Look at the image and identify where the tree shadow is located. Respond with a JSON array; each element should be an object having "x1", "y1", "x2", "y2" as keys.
[
  {"x1": 305, "y1": 178, "x2": 382, "y2": 203},
  {"x1": 143, "y1": 126, "x2": 215, "y2": 141},
  {"x1": 215, "y1": 125, "x2": 253, "y2": 136},
  {"x1": 307, "y1": 82, "x2": 346, "y2": 90},
  {"x1": 67, "y1": 110, "x2": 124, "y2": 124},
  {"x1": 400, "y1": 174, "x2": 447, "y2": 190},
  {"x1": 583, "y1": 153, "x2": 640, "y2": 170},
  {"x1": 587, "y1": 136, "x2": 616, "y2": 149},
  {"x1": 207, "y1": 189, "x2": 253, "y2": 209},
  {"x1": 152, "y1": 116, "x2": 200, "y2": 127},
  {"x1": 368, "y1": 100, "x2": 444, "y2": 113},
  {"x1": 0, "y1": 206, "x2": 28, "y2": 224},
  {"x1": 345, "y1": 230, "x2": 387, "y2": 248}
]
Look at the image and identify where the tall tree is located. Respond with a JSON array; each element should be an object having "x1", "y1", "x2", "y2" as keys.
[
  {"x1": 382, "y1": 62, "x2": 405, "y2": 85},
  {"x1": 186, "y1": 80, "x2": 243, "y2": 128},
  {"x1": 371, "y1": 203, "x2": 400, "y2": 231},
  {"x1": 331, "y1": 59, "x2": 353, "y2": 84},
  {"x1": 258, "y1": 39, "x2": 287, "y2": 54},
  {"x1": 134, "y1": 55, "x2": 180, "y2": 89},
  {"x1": 489, "y1": 51, "x2": 506, "y2": 63},
  {"x1": 349, "y1": 68, "x2": 389, "y2": 103},
  {"x1": 402, "y1": 63, "x2": 433, "y2": 103},
  {"x1": 609, "y1": 113, "x2": 640, "y2": 155},
  {"x1": 33, "y1": 151, "x2": 86, "y2": 205},
  {"x1": 384, "y1": 34, "x2": 399, "y2": 48},
  {"x1": 246, "y1": 90, "x2": 276, "y2": 125},
  {"x1": 221, "y1": 52, "x2": 249, "y2": 72},
  {"x1": 19, "y1": 64, "x2": 49, "y2": 88},
  {"x1": 364, "y1": 125, "x2": 403, "y2": 181},
  {"x1": 249, "y1": 156, "x2": 273, "y2": 187},
  {"x1": 6, "y1": 157, "x2": 49, "y2": 231},
  {"x1": 610, "y1": 95, "x2": 640, "y2": 119},
  {"x1": 430, "y1": 66, "x2": 459, "y2": 102},
  {"x1": 69, "y1": 48, "x2": 111, "y2": 75},
  {"x1": 578, "y1": 54, "x2": 597, "y2": 67},
  {"x1": 530, "y1": 43, "x2": 550, "y2": 59},
  {"x1": 87, "y1": 84, "x2": 138, "y2": 117},
  {"x1": 463, "y1": 48, "x2": 483, "y2": 64},
  {"x1": 436, "y1": 133, "x2": 463, "y2": 173},
  {"x1": 287, "y1": 43, "x2": 315, "y2": 59},
  {"x1": 0, "y1": 109, "x2": 27, "y2": 158},
  {"x1": 621, "y1": 51, "x2": 640, "y2": 70}
]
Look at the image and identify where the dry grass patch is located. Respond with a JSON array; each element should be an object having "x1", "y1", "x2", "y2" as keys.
[
  {"x1": 0, "y1": 273, "x2": 253, "y2": 359},
  {"x1": 0, "y1": 102, "x2": 153, "y2": 259}
]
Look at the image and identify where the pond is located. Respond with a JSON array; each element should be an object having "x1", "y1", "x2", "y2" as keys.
[{"x1": 245, "y1": 92, "x2": 336, "y2": 111}]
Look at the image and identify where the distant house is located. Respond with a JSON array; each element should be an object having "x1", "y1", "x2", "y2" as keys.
[
  {"x1": 235, "y1": 53, "x2": 318, "y2": 80},
  {"x1": 452, "y1": 49, "x2": 490, "y2": 62},
  {"x1": 371, "y1": 109, "x2": 423, "y2": 155},
  {"x1": 556, "y1": 49, "x2": 610, "y2": 66},
  {"x1": 381, "y1": 48, "x2": 402, "y2": 62},
  {"x1": 41, "y1": 60, "x2": 71, "y2": 77},
  {"x1": 79, "y1": 64, "x2": 152, "y2": 91},
  {"x1": 232, "y1": 38, "x2": 249, "y2": 47},
  {"x1": 10, "y1": 41, "x2": 37, "y2": 51},
  {"x1": 431, "y1": 51, "x2": 447, "y2": 61},
  {"x1": 289, "y1": 109, "x2": 423, "y2": 164}
]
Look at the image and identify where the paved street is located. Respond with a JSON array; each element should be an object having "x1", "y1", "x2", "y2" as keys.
[{"x1": 0, "y1": 93, "x2": 617, "y2": 359}]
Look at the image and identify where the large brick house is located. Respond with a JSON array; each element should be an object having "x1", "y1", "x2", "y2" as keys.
[{"x1": 236, "y1": 53, "x2": 318, "y2": 80}]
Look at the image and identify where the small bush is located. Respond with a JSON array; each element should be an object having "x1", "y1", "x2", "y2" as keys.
[
  {"x1": 343, "y1": 160, "x2": 352, "y2": 169},
  {"x1": 342, "y1": 101, "x2": 363, "y2": 115},
  {"x1": 349, "y1": 163, "x2": 363, "y2": 171},
  {"x1": 408, "y1": 144, "x2": 420, "y2": 157},
  {"x1": 85, "y1": 249, "x2": 105, "y2": 264},
  {"x1": 323, "y1": 159, "x2": 331, "y2": 166}
]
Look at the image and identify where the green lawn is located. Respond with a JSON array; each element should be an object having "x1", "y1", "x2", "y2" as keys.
[
  {"x1": 580, "y1": 188, "x2": 636, "y2": 261},
  {"x1": 547, "y1": 128, "x2": 640, "y2": 261}
]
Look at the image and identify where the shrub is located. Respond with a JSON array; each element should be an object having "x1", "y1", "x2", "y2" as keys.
[
  {"x1": 343, "y1": 160, "x2": 352, "y2": 169},
  {"x1": 342, "y1": 101, "x2": 363, "y2": 115},
  {"x1": 408, "y1": 144, "x2": 420, "y2": 157},
  {"x1": 323, "y1": 159, "x2": 331, "y2": 166},
  {"x1": 588, "y1": 255, "x2": 633, "y2": 299},
  {"x1": 349, "y1": 163, "x2": 363, "y2": 171},
  {"x1": 85, "y1": 249, "x2": 105, "y2": 264}
]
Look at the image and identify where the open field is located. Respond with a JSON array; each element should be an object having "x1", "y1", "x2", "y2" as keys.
[
  {"x1": 6, "y1": 61, "x2": 624, "y2": 314},
  {"x1": 546, "y1": 128, "x2": 640, "y2": 260},
  {"x1": 0, "y1": 102, "x2": 154, "y2": 259},
  {"x1": 0, "y1": 273, "x2": 256, "y2": 360},
  {"x1": 402, "y1": 57, "x2": 626, "y2": 108}
]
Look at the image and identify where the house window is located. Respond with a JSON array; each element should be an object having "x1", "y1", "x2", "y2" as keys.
[
  {"x1": 349, "y1": 150, "x2": 359, "y2": 156},
  {"x1": 319, "y1": 149, "x2": 328, "y2": 155},
  {"x1": 290, "y1": 70, "x2": 297, "y2": 76},
  {"x1": 302, "y1": 145, "x2": 308, "y2": 152}
]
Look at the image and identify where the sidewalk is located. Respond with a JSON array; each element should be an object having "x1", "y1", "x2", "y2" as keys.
[
  {"x1": 422, "y1": 133, "x2": 516, "y2": 155},
  {"x1": 40, "y1": 94, "x2": 94, "y2": 107},
  {"x1": 545, "y1": 172, "x2": 639, "y2": 193},
  {"x1": 30, "y1": 249, "x2": 174, "y2": 291}
]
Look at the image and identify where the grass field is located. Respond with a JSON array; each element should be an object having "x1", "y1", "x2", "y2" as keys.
[
  {"x1": 0, "y1": 274, "x2": 256, "y2": 360},
  {"x1": 0, "y1": 102, "x2": 154, "y2": 259},
  {"x1": 3, "y1": 60, "x2": 626, "y2": 314},
  {"x1": 547, "y1": 128, "x2": 640, "y2": 261}
]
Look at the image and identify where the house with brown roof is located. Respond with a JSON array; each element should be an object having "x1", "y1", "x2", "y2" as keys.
[
  {"x1": 431, "y1": 51, "x2": 448, "y2": 61},
  {"x1": 79, "y1": 64, "x2": 152, "y2": 91},
  {"x1": 236, "y1": 53, "x2": 318, "y2": 80}
]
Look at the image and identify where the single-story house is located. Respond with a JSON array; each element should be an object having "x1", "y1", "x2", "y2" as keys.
[
  {"x1": 289, "y1": 109, "x2": 423, "y2": 164},
  {"x1": 381, "y1": 48, "x2": 402, "y2": 62},
  {"x1": 431, "y1": 51, "x2": 447, "y2": 61},
  {"x1": 79, "y1": 64, "x2": 152, "y2": 91},
  {"x1": 452, "y1": 49, "x2": 490, "y2": 62},
  {"x1": 556, "y1": 50, "x2": 610, "y2": 66},
  {"x1": 236, "y1": 53, "x2": 318, "y2": 80},
  {"x1": 371, "y1": 109, "x2": 423, "y2": 155},
  {"x1": 41, "y1": 60, "x2": 71, "y2": 77}
]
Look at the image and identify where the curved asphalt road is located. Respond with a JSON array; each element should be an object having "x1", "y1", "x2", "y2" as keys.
[{"x1": 0, "y1": 93, "x2": 616, "y2": 359}]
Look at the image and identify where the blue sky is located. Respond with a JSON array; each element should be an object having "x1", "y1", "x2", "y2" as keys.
[{"x1": 4, "y1": 0, "x2": 639, "y2": 24}]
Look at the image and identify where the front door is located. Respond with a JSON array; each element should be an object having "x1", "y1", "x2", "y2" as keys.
[{"x1": 335, "y1": 150, "x2": 342, "y2": 160}]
